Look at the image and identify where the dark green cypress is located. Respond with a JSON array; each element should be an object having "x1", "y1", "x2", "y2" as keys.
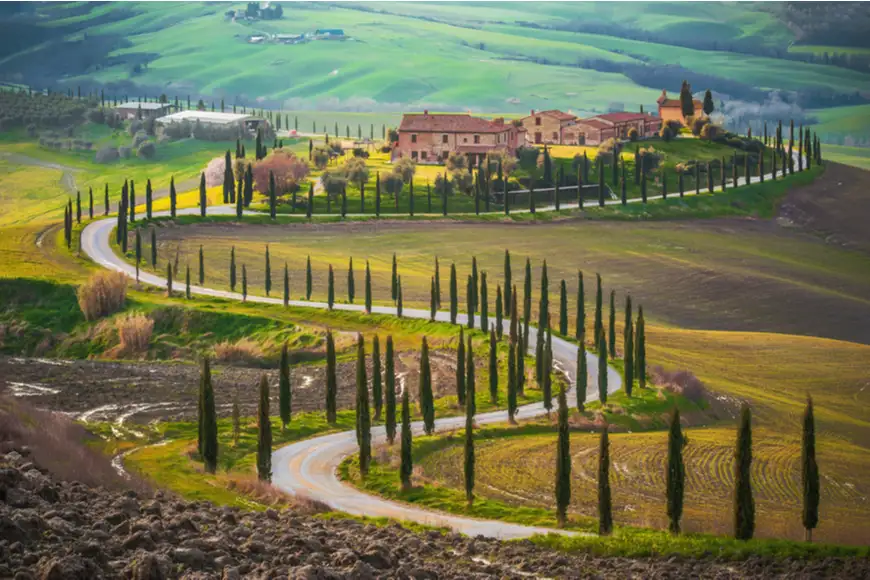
[
  {"x1": 510, "y1": 284, "x2": 519, "y2": 345},
  {"x1": 449, "y1": 262, "x2": 458, "y2": 324},
  {"x1": 503, "y1": 249, "x2": 512, "y2": 313},
  {"x1": 529, "y1": 183, "x2": 536, "y2": 214},
  {"x1": 385, "y1": 336, "x2": 397, "y2": 444},
  {"x1": 365, "y1": 261, "x2": 372, "y2": 314},
  {"x1": 264, "y1": 245, "x2": 272, "y2": 296},
  {"x1": 594, "y1": 273, "x2": 603, "y2": 344},
  {"x1": 327, "y1": 264, "x2": 335, "y2": 310},
  {"x1": 134, "y1": 229, "x2": 141, "y2": 281},
  {"x1": 306, "y1": 256, "x2": 312, "y2": 300},
  {"x1": 640, "y1": 169, "x2": 647, "y2": 203},
  {"x1": 166, "y1": 262, "x2": 173, "y2": 296},
  {"x1": 419, "y1": 337, "x2": 435, "y2": 435},
  {"x1": 185, "y1": 264, "x2": 191, "y2": 299},
  {"x1": 495, "y1": 285, "x2": 503, "y2": 340},
  {"x1": 396, "y1": 276, "x2": 403, "y2": 318},
  {"x1": 201, "y1": 358, "x2": 218, "y2": 473},
  {"x1": 695, "y1": 163, "x2": 701, "y2": 195},
  {"x1": 283, "y1": 263, "x2": 289, "y2": 307},
  {"x1": 400, "y1": 385, "x2": 412, "y2": 491},
  {"x1": 128, "y1": 181, "x2": 134, "y2": 223},
  {"x1": 434, "y1": 256, "x2": 441, "y2": 308},
  {"x1": 257, "y1": 374, "x2": 272, "y2": 481},
  {"x1": 802, "y1": 395, "x2": 819, "y2": 542},
  {"x1": 543, "y1": 327, "x2": 553, "y2": 415},
  {"x1": 480, "y1": 272, "x2": 488, "y2": 332},
  {"x1": 269, "y1": 170, "x2": 277, "y2": 219},
  {"x1": 598, "y1": 427, "x2": 613, "y2": 536},
  {"x1": 516, "y1": 325, "x2": 525, "y2": 396},
  {"x1": 667, "y1": 408, "x2": 685, "y2": 534},
  {"x1": 624, "y1": 296, "x2": 634, "y2": 397},
  {"x1": 488, "y1": 328, "x2": 498, "y2": 404},
  {"x1": 620, "y1": 159, "x2": 627, "y2": 205},
  {"x1": 555, "y1": 386, "x2": 571, "y2": 527},
  {"x1": 608, "y1": 290, "x2": 616, "y2": 359},
  {"x1": 229, "y1": 247, "x2": 236, "y2": 292},
  {"x1": 151, "y1": 229, "x2": 157, "y2": 267},
  {"x1": 464, "y1": 371, "x2": 475, "y2": 506},
  {"x1": 104, "y1": 183, "x2": 109, "y2": 216},
  {"x1": 535, "y1": 313, "x2": 545, "y2": 388},
  {"x1": 598, "y1": 326, "x2": 608, "y2": 404},
  {"x1": 391, "y1": 253, "x2": 398, "y2": 302},
  {"x1": 198, "y1": 245, "x2": 205, "y2": 285},
  {"x1": 430, "y1": 277, "x2": 437, "y2": 321},
  {"x1": 355, "y1": 334, "x2": 371, "y2": 477},
  {"x1": 199, "y1": 172, "x2": 206, "y2": 217},
  {"x1": 559, "y1": 279, "x2": 568, "y2": 336},
  {"x1": 734, "y1": 404, "x2": 755, "y2": 540},
  {"x1": 241, "y1": 264, "x2": 247, "y2": 301},
  {"x1": 279, "y1": 342, "x2": 292, "y2": 429},
  {"x1": 466, "y1": 335, "x2": 476, "y2": 417},
  {"x1": 347, "y1": 257, "x2": 355, "y2": 304},
  {"x1": 507, "y1": 337, "x2": 517, "y2": 422},
  {"x1": 598, "y1": 157, "x2": 605, "y2": 207},
  {"x1": 326, "y1": 330, "x2": 337, "y2": 424},
  {"x1": 236, "y1": 175, "x2": 244, "y2": 219},
  {"x1": 372, "y1": 335, "x2": 383, "y2": 420},
  {"x1": 576, "y1": 271, "x2": 585, "y2": 344},
  {"x1": 576, "y1": 341, "x2": 587, "y2": 412},
  {"x1": 636, "y1": 306, "x2": 646, "y2": 389},
  {"x1": 523, "y1": 258, "x2": 532, "y2": 354},
  {"x1": 456, "y1": 328, "x2": 466, "y2": 407}
]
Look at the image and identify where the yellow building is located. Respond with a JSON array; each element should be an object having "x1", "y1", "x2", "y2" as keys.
[{"x1": 657, "y1": 90, "x2": 703, "y2": 126}]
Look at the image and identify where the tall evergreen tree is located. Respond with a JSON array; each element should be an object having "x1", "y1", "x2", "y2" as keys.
[
  {"x1": 257, "y1": 374, "x2": 272, "y2": 481},
  {"x1": 396, "y1": 275, "x2": 403, "y2": 318},
  {"x1": 263, "y1": 245, "x2": 272, "y2": 296},
  {"x1": 430, "y1": 277, "x2": 437, "y2": 321},
  {"x1": 151, "y1": 229, "x2": 158, "y2": 267},
  {"x1": 327, "y1": 264, "x2": 335, "y2": 310},
  {"x1": 198, "y1": 245, "x2": 205, "y2": 285},
  {"x1": 326, "y1": 331, "x2": 337, "y2": 423},
  {"x1": 597, "y1": 157, "x2": 605, "y2": 207},
  {"x1": 495, "y1": 285, "x2": 503, "y2": 340},
  {"x1": 419, "y1": 337, "x2": 435, "y2": 434},
  {"x1": 598, "y1": 427, "x2": 613, "y2": 536},
  {"x1": 241, "y1": 264, "x2": 247, "y2": 301},
  {"x1": 576, "y1": 341, "x2": 587, "y2": 412},
  {"x1": 802, "y1": 395, "x2": 819, "y2": 542},
  {"x1": 466, "y1": 335, "x2": 476, "y2": 417},
  {"x1": 667, "y1": 408, "x2": 685, "y2": 534},
  {"x1": 104, "y1": 183, "x2": 109, "y2": 217},
  {"x1": 456, "y1": 328, "x2": 466, "y2": 406},
  {"x1": 598, "y1": 327, "x2": 608, "y2": 404},
  {"x1": 283, "y1": 263, "x2": 290, "y2": 307},
  {"x1": 488, "y1": 329, "x2": 498, "y2": 404},
  {"x1": 391, "y1": 253, "x2": 398, "y2": 302},
  {"x1": 400, "y1": 385, "x2": 413, "y2": 491},
  {"x1": 355, "y1": 334, "x2": 371, "y2": 477},
  {"x1": 185, "y1": 264, "x2": 191, "y2": 299},
  {"x1": 306, "y1": 256, "x2": 312, "y2": 300},
  {"x1": 734, "y1": 404, "x2": 755, "y2": 540},
  {"x1": 559, "y1": 279, "x2": 568, "y2": 335},
  {"x1": 608, "y1": 290, "x2": 616, "y2": 359},
  {"x1": 449, "y1": 262, "x2": 458, "y2": 324},
  {"x1": 480, "y1": 272, "x2": 489, "y2": 332},
  {"x1": 201, "y1": 358, "x2": 218, "y2": 474},
  {"x1": 269, "y1": 171, "x2": 277, "y2": 219},
  {"x1": 365, "y1": 261, "x2": 372, "y2": 314},
  {"x1": 143, "y1": 180, "x2": 151, "y2": 220},
  {"x1": 279, "y1": 343, "x2": 292, "y2": 430},
  {"x1": 523, "y1": 258, "x2": 532, "y2": 353},
  {"x1": 347, "y1": 257, "x2": 355, "y2": 304},
  {"x1": 679, "y1": 79, "x2": 695, "y2": 119},
  {"x1": 543, "y1": 327, "x2": 553, "y2": 415},
  {"x1": 555, "y1": 386, "x2": 571, "y2": 527},
  {"x1": 223, "y1": 150, "x2": 233, "y2": 204},
  {"x1": 636, "y1": 306, "x2": 646, "y2": 389},
  {"x1": 623, "y1": 296, "x2": 634, "y2": 397},
  {"x1": 576, "y1": 271, "x2": 585, "y2": 344},
  {"x1": 434, "y1": 256, "x2": 441, "y2": 308},
  {"x1": 516, "y1": 326, "x2": 525, "y2": 396},
  {"x1": 385, "y1": 336, "x2": 397, "y2": 444},
  {"x1": 503, "y1": 249, "x2": 512, "y2": 313},
  {"x1": 236, "y1": 174, "x2": 244, "y2": 219},
  {"x1": 229, "y1": 247, "x2": 236, "y2": 292},
  {"x1": 594, "y1": 273, "x2": 603, "y2": 343},
  {"x1": 464, "y1": 365, "x2": 475, "y2": 507},
  {"x1": 372, "y1": 335, "x2": 383, "y2": 420},
  {"x1": 471, "y1": 257, "x2": 479, "y2": 313},
  {"x1": 507, "y1": 336, "x2": 517, "y2": 423},
  {"x1": 166, "y1": 262, "x2": 173, "y2": 296},
  {"x1": 199, "y1": 172, "x2": 207, "y2": 217},
  {"x1": 128, "y1": 181, "x2": 134, "y2": 222},
  {"x1": 535, "y1": 313, "x2": 546, "y2": 387}
]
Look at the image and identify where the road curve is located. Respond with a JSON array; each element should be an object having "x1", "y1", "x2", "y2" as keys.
[{"x1": 81, "y1": 208, "x2": 621, "y2": 539}]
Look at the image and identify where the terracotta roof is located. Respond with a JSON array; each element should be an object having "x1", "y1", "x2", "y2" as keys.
[
  {"x1": 593, "y1": 112, "x2": 659, "y2": 123},
  {"x1": 659, "y1": 99, "x2": 703, "y2": 109},
  {"x1": 399, "y1": 114, "x2": 509, "y2": 134},
  {"x1": 574, "y1": 119, "x2": 611, "y2": 130},
  {"x1": 539, "y1": 109, "x2": 576, "y2": 121}
]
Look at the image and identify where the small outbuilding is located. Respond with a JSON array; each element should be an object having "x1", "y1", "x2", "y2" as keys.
[
  {"x1": 114, "y1": 102, "x2": 172, "y2": 120},
  {"x1": 155, "y1": 110, "x2": 265, "y2": 132}
]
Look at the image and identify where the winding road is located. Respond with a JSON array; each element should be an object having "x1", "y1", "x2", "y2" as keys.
[{"x1": 79, "y1": 152, "x2": 806, "y2": 539}]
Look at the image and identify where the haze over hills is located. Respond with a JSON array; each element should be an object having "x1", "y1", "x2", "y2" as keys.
[{"x1": 1, "y1": 1, "x2": 870, "y2": 147}]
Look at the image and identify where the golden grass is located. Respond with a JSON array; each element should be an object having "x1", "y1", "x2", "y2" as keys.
[{"x1": 76, "y1": 270, "x2": 127, "y2": 321}]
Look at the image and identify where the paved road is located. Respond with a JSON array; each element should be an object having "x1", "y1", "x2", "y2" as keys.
[{"x1": 80, "y1": 209, "x2": 621, "y2": 539}]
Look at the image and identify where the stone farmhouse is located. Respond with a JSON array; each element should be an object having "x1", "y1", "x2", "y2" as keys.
[
  {"x1": 573, "y1": 112, "x2": 662, "y2": 146},
  {"x1": 114, "y1": 102, "x2": 173, "y2": 120},
  {"x1": 657, "y1": 89, "x2": 704, "y2": 125},
  {"x1": 519, "y1": 109, "x2": 581, "y2": 145},
  {"x1": 394, "y1": 112, "x2": 526, "y2": 166}
]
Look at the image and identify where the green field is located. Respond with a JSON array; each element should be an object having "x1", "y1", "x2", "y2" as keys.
[{"x1": 821, "y1": 144, "x2": 870, "y2": 170}]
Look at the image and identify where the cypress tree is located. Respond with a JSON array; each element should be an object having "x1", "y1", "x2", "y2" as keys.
[
  {"x1": 576, "y1": 271, "x2": 585, "y2": 344},
  {"x1": 555, "y1": 386, "x2": 571, "y2": 527},
  {"x1": 306, "y1": 256, "x2": 312, "y2": 300},
  {"x1": 507, "y1": 337, "x2": 517, "y2": 423},
  {"x1": 535, "y1": 314, "x2": 545, "y2": 387},
  {"x1": 88, "y1": 187, "x2": 94, "y2": 219},
  {"x1": 456, "y1": 328, "x2": 466, "y2": 406},
  {"x1": 516, "y1": 325, "x2": 525, "y2": 396},
  {"x1": 471, "y1": 257, "x2": 479, "y2": 313},
  {"x1": 798, "y1": 124, "x2": 804, "y2": 171},
  {"x1": 199, "y1": 172, "x2": 207, "y2": 217},
  {"x1": 365, "y1": 261, "x2": 372, "y2": 314},
  {"x1": 396, "y1": 275, "x2": 403, "y2": 318},
  {"x1": 503, "y1": 249, "x2": 512, "y2": 313},
  {"x1": 241, "y1": 264, "x2": 247, "y2": 301},
  {"x1": 488, "y1": 329, "x2": 498, "y2": 404},
  {"x1": 624, "y1": 296, "x2": 634, "y2": 397},
  {"x1": 134, "y1": 229, "x2": 141, "y2": 281},
  {"x1": 279, "y1": 343, "x2": 291, "y2": 430},
  {"x1": 620, "y1": 159, "x2": 627, "y2": 205},
  {"x1": 257, "y1": 374, "x2": 272, "y2": 481},
  {"x1": 576, "y1": 340, "x2": 587, "y2": 412},
  {"x1": 391, "y1": 253, "x2": 398, "y2": 302},
  {"x1": 400, "y1": 385, "x2": 412, "y2": 491},
  {"x1": 734, "y1": 404, "x2": 755, "y2": 540},
  {"x1": 598, "y1": 427, "x2": 613, "y2": 536},
  {"x1": 449, "y1": 262, "x2": 458, "y2": 324},
  {"x1": 510, "y1": 285, "x2": 519, "y2": 344},
  {"x1": 185, "y1": 265, "x2": 191, "y2": 299},
  {"x1": 695, "y1": 163, "x2": 700, "y2": 195},
  {"x1": 640, "y1": 169, "x2": 647, "y2": 203},
  {"x1": 543, "y1": 327, "x2": 553, "y2": 415},
  {"x1": 802, "y1": 395, "x2": 819, "y2": 542},
  {"x1": 598, "y1": 157, "x2": 605, "y2": 207},
  {"x1": 385, "y1": 336, "x2": 397, "y2": 444},
  {"x1": 608, "y1": 290, "x2": 616, "y2": 359},
  {"x1": 372, "y1": 335, "x2": 383, "y2": 420},
  {"x1": 151, "y1": 229, "x2": 158, "y2": 267},
  {"x1": 559, "y1": 280, "x2": 568, "y2": 335},
  {"x1": 104, "y1": 183, "x2": 109, "y2": 216},
  {"x1": 269, "y1": 171, "x2": 277, "y2": 219},
  {"x1": 466, "y1": 335, "x2": 476, "y2": 417},
  {"x1": 430, "y1": 277, "x2": 437, "y2": 321},
  {"x1": 434, "y1": 256, "x2": 441, "y2": 308},
  {"x1": 598, "y1": 326, "x2": 608, "y2": 404},
  {"x1": 419, "y1": 337, "x2": 435, "y2": 434},
  {"x1": 283, "y1": 262, "x2": 289, "y2": 307},
  {"x1": 202, "y1": 360, "x2": 219, "y2": 470},
  {"x1": 355, "y1": 334, "x2": 371, "y2": 477},
  {"x1": 529, "y1": 183, "x2": 536, "y2": 214},
  {"x1": 166, "y1": 262, "x2": 173, "y2": 296},
  {"x1": 327, "y1": 264, "x2": 335, "y2": 310},
  {"x1": 326, "y1": 330, "x2": 337, "y2": 423},
  {"x1": 307, "y1": 182, "x2": 313, "y2": 219},
  {"x1": 347, "y1": 257, "x2": 355, "y2": 304},
  {"x1": 236, "y1": 175, "x2": 244, "y2": 219},
  {"x1": 480, "y1": 272, "x2": 488, "y2": 331},
  {"x1": 594, "y1": 273, "x2": 603, "y2": 343},
  {"x1": 636, "y1": 306, "x2": 646, "y2": 389},
  {"x1": 667, "y1": 408, "x2": 685, "y2": 534},
  {"x1": 523, "y1": 258, "x2": 532, "y2": 353},
  {"x1": 229, "y1": 247, "x2": 236, "y2": 291},
  {"x1": 223, "y1": 150, "x2": 233, "y2": 204},
  {"x1": 198, "y1": 245, "x2": 205, "y2": 285},
  {"x1": 495, "y1": 285, "x2": 503, "y2": 340},
  {"x1": 128, "y1": 181, "x2": 134, "y2": 222},
  {"x1": 464, "y1": 369, "x2": 475, "y2": 506}
]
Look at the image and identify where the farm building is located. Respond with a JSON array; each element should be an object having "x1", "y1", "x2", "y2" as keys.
[
  {"x1": 519, "y1": 109, "x2": 580, "y2": 145},
  {"x1": 394, "y1": 111, "x2": 525, "y2": 165},
  {"x1": 114, "y1": 102, "x2": 172, "y2": 120},
  {"x1": 657, "y1": 89, "x2": 704, "y2": 125},
  {"x1": 155, "y1": 110, "x2": 265, "y2": 131},
  {"x1": 573, "y1": 112, "x2": 662, "y2": 146}
]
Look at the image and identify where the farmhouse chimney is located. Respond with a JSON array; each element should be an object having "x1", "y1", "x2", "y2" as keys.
[
  {"x1": 423, "y1": 109, "x2": 428, "y2": 118},
  {"x1": 530, "y1": 109, "x2": 535, "y2": 115}
]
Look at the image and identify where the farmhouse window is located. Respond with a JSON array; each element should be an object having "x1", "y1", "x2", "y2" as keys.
[
  {"x1": 535, "y1": 117, "x2": 541, "y2": 126},
  {"x1": 463, "y1": 137, "x2": 468, "y2": 143},
  {"x1": 411, "y1": 151, "x2": 418, "y2": 160},
  {"x1": 421, "y1": 151, "x2": 428, "y2": 160},
  {"x1": 553, "y1": 131, "x2": 558, "y2": 140},
  {"x1": 442, "y1": 134, "x2": 448, "y2": 144},
  {"x1": 474, "y1": 135, "x2": 480, "y2": 144},
  {"x1": 411, "y1": 134, "x2": 417, "y2": 143}
]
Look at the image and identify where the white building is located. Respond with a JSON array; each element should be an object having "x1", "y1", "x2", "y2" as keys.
[
  {"x1": 114, "y1": 102, "x2": 172, "y2": 120},
  {"x1": 155, "y1": 110, "x2": 265, "y2": 131}
]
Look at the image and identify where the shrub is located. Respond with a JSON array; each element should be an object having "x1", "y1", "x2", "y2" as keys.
[
  {"x1": 162, "y1": 120, "x2": 194, "y2": 141},
  {"x1": 650, "y1": 366, "x2": 708, "y2": 404},
  {"x1": 627, "y1": 127, "x2": 639, "y2": 141},
  {"x1": 700, "y1": 123, "x2": 723, "y2": 141},
  {"x1": 137, "y1": 141, "x2": 156, "y2": 159},
  {"x1": 94, "y1": 145, "x2": 120, "y2": 164},
  {"x1": 379, "y1": 145, "x2": 392, "y2": 154},
  {"x1": 636, "y1": 146, "x2": 662, "y2": 174},
  {"x1": 312, "y1": 147, "x2": 330, "y2": 170},
  {"x1": 516, "y1": 146, "x2": 539, "y2": 172},
  {"x1": 598, "y1": 138, "x2": 618, "y2": 155},
  {"x1": 320, "y1": 168, "x2": 348, "y2": 198},
  {"x1": 118, "y1": 146, "x2": 132, "y2": 159},
  {"x1": 132, "y1": 131, "x2": 149, "y2": 148},
  {"x1": 115, "y1": 313, "x2": 154, "y2": 354},
  {"x1": 659, "y1": 126, "x2": 675, "y2": 142},
  {"x1": 691, "y1": 116, "x2": 709, "y2": 137},
  {"x1": 393, "y1": 157, "x2": 416, "y2": 182},
  {"x1": 129, "y1": 119, "x2": 143, "y2": 136},
  {"x1": 77, "y1": 271, "x2": 127, "y2": 321},
  {"x1": 214, "y1": 338, "x2": 264, "y2": 364},
  {"x1": 204, "y1": 155, "x2": 227, "y2": 187},
  {"x1": 446, "y1": 151, "x2": 467, "y2": 173},
  {"x1": 352, "y1": 147, "x2": 369, "y2": 158},
  {"x1": 452, "y1": 170, "x2": 474, "y2": 193},
  {"x1": 253, "y1": 150, "x2": 310, "y2": 196},
  {"x1": 383, "y1": 173, "x2": 404, "y2": 197}
]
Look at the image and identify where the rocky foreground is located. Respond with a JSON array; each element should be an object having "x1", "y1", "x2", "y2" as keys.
[{"x1": 1, "y1": 449, "x2": 867, "y2": 579}]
